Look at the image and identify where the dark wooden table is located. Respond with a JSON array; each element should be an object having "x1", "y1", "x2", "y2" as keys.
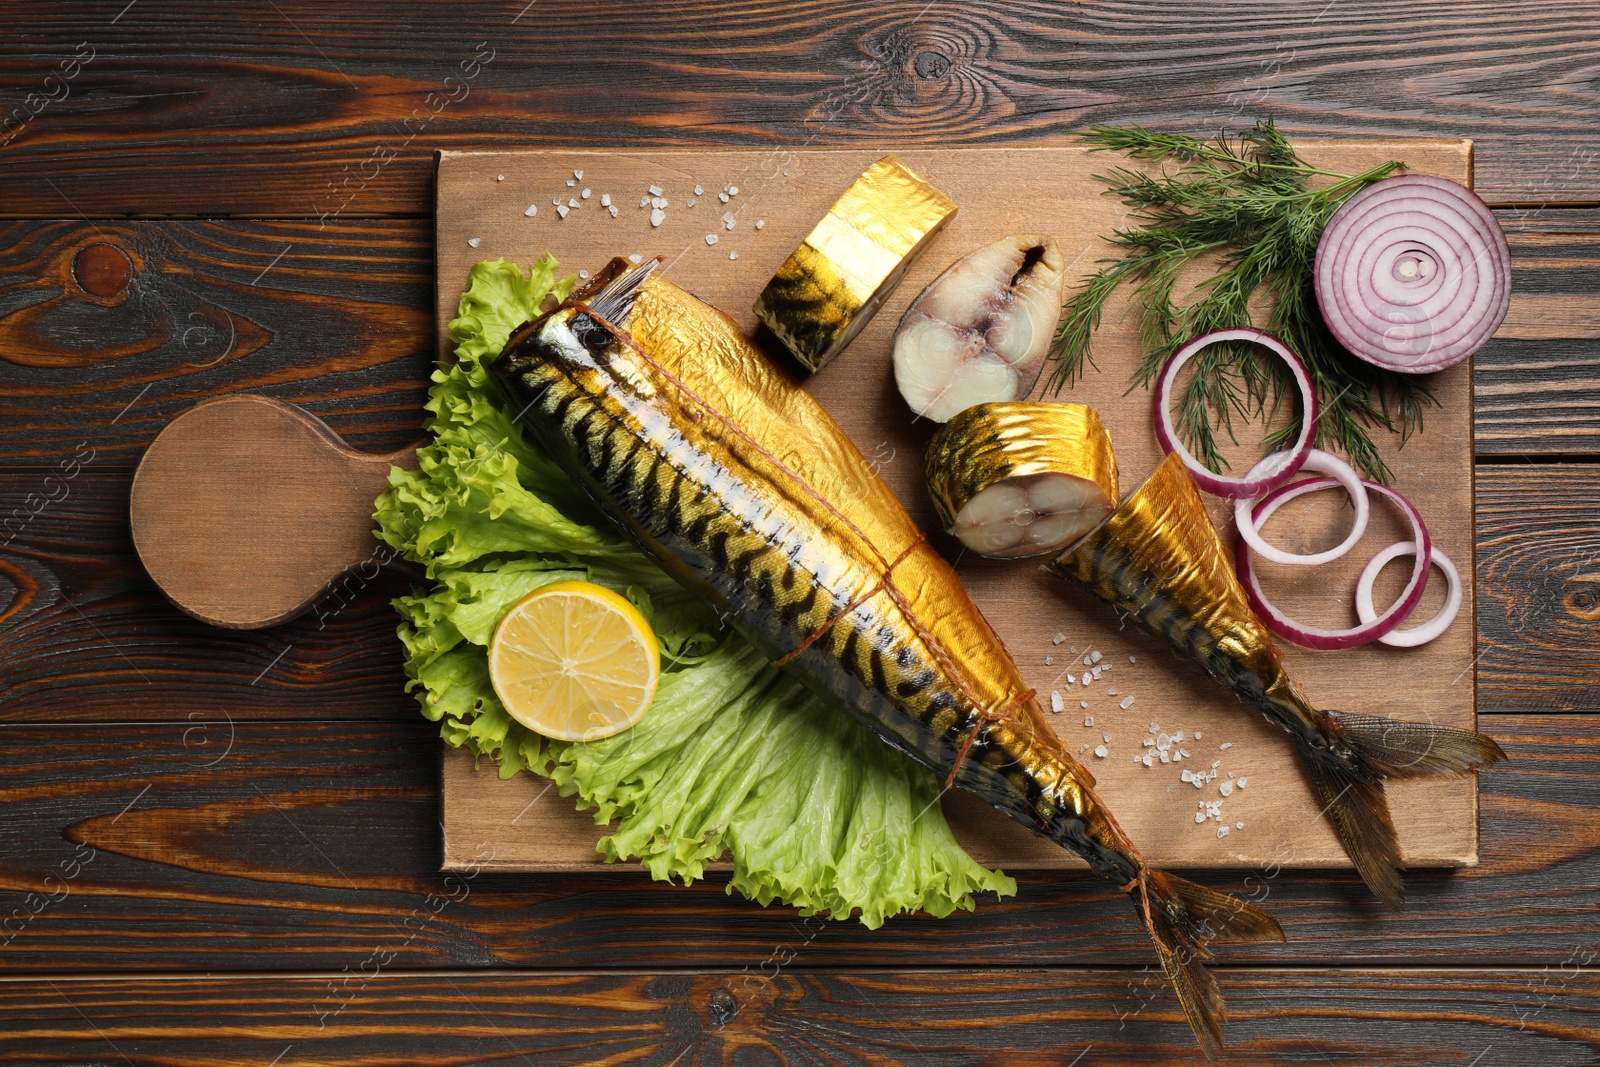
[{"x1": 2, "y1": 4, "x2": 1598, "y2": 1064}]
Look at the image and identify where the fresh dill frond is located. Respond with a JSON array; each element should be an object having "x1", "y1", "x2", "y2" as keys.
[{"x1": 1045, "y1": 120, "x2": 1432, "y2": 484}]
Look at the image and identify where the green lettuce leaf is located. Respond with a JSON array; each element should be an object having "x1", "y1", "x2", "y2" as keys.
[{"x1": 375, "y1": 255, "x2": 1014, "y2": 927}]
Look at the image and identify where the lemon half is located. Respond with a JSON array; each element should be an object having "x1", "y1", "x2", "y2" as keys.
[{"x1": 487, "y1": 580, "x2": 660, "y2": 742}]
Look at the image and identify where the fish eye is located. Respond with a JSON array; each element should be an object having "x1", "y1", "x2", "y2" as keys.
[{"x1": 570, "y1": 312, "x2": 611, "y2": 355}]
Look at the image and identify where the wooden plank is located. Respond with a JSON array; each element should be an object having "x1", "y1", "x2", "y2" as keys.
[
  {"x1": 0, "y1": 219, "x2": 432, "y2": 467},
  {"x1": 0, "y1": 1, "x2": 1597, "y2": 215},
  {"x1": 435, "y1": 142, "x2": 1479, "y2": 872},
  {"x1": 0, "y1": 471, "x2": 417, "y2": 722},
  {"x1": 1476, "y1": 229, "x2": 1600, "y2": 454},
  {"x1": 1475, "y1": 465, "x2": 1600, "y2": 712},
  {"x1": 1, "y1": 216, "x2": 1596, "y2": 471},
  {"x1": 0, "y1": 714, "x2": 1595, "y2": 971},
  {"x1": 0, "y1": 969, "x2": 1595, "y2": 1065}
]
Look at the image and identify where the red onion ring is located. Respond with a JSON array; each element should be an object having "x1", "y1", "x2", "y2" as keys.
[
  {"x1": 1237, "y1": 475, "x2": 1431, "y2": 650},
  {"x1": 1355, "y1": 541, "x2": 1462, "y2": 648},
  {"x1": 1153, "y1": 328, "x2": 1318, "y2": 499},
  {"x1": 1315, "y1": 175, "x2": 1510, "y2": 375},
  {"x1": 1233, "y1": 449, "x2": 1369, "y2": 567}
]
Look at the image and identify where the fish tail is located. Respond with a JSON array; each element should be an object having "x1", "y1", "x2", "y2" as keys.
[
  {"x1": 1135, "y1": 869, "x2": 1286, "y2": 1058},
  {"x1": 1296, "y1": 711, "x2": 1507, "y2": 908}
]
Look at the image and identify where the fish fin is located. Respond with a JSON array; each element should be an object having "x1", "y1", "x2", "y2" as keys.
[
  {"x1": 1138, "y1": 870, "x2": 1285, "y2": 1059},
  {"x1": 1295, "y1": 714, "x2": 1504, "y2": 908},
  {"x1": 1328, "y1": 711, "x2": 1508, "y2": 778},
  {"x1": 575, "y1": 256, "x2": 658, "y2": 325}
]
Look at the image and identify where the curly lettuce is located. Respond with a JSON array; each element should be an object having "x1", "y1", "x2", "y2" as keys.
[{"x1": 375, "y1": 256, "x2": 1014, "y2": 927}]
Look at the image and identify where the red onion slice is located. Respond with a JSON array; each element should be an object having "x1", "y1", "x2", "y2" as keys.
[
  {"x1": 1233, "y1": 449, "x2": 1369, "y2": 567},
  {"x1": 1153, "y1": 328, "x2": 1318, "y2": 499},
  {"x1": 1355, "y1": 541, "x2": 1462, "y2": 648},
  {"x1": 1315, "y1": 175, "x2": 1510, "y2": 374},
  {"x1": 1237, "y1": 475, "x2": 1431, "y2": 650}
]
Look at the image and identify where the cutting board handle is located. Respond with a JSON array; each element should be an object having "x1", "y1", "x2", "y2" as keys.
[{"x1": 130, "y1": 395, "x2": 423, "y2": 630}]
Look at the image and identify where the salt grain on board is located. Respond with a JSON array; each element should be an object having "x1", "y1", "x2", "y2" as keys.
[
  {"x1": 694, "y1": 185, "x2": 704, "y2": 196},
  {"x1": 574, "y1": 169, "x2": 583, "y2": 179},
  {"x1": 1093, "y1": 745, "x2": 1108, "y2": 758},
  {"x1": 1220, "y1": 742, "x2": 1233, "y2": 750},
  {"x1": 1050, "y1": 691, "x2": 1064, "y2": 713},
  {"x1": 556, "y1": 205, "x2": 569, "y2": 219},
  {"x1": 1120, "y1": 695, "x2": 1135, "y2": 709},
  {"x1": 581, "y1": 188, "x2": 591, "y2": 199},
  {"x1": 524, "y1": 205, "x2": 537, "y2": 216},
  {"x1": 608, "y1": 206, "x2": 619, "y2": 217},
  {"x1": 756, "y1": 219, "x2": 765, "y2": 229},
  {"x1": 648, "y1": 184, "x2": 662, "y2": 196},
  {"x1": 1052, "y1": 633, "x2": 1065, "y2": 645},
  {"x1": 600, "y1": 193, "x2": 611, "y2": 207},
  {"x1": 705, "y1": 234, "x2": 719, "y2": 245},
  {"x1": 1080, "y1": 701, "x2": 1089, "y2": 709},
  {"x1": 467, "y1": 237, "x2": 481, "y2": 248},
  {"x1": 568, "y1": 198, "x2": 579, "y2": 208},
  {"x1": 497, "y1": 174, "x2": 504, "y2": 181},
  {"x1": 729, "y1": 251, "x2": 738, "y2": 260},
  {"x1": 578, "y1": 269, "x2": 589, "y2": 279},
  {"x1": 628, "y1": 254, "x2": 642, "y2": 264},
  {"x1": 650, "y1": 208, "x2": 665, "y2": 227},
  {"x1": 567, "y1": 179, "x2": 575, "y2": 187}
]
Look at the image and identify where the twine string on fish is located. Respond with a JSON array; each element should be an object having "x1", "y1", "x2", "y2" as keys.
[
  {"x1": 770, "y1": 533, "x2": 926, "y2": 669},
  {"x1": 572, "y1": 298, "x2": 1069, "y2": 789}
]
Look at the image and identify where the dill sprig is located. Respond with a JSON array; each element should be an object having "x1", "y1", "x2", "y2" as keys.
[{"x1": 1045, "y1": 121, "x2": 1435, "y2": 484}]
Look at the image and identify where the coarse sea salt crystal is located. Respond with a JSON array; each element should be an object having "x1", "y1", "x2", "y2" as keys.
[
  {"x1": 1052, "y1": 633, "x2": 1066, "y2": 645},
  {"x1": 729, "y1": 185, "x2": 739, "y2": 195},
  {"x1": 1091, "y1": 650, "x2": 1103, "y2": 664},
  {"x1": 687, "y1": 198, "x2": 697, "y2": 207},
  {"x1": 1091, "y1": 666, "x2": 1102, "y2": 679},
  {"x1": 600, "y1": 193, "x2": 611, "y2": 207},
  {"x1": 1194, "y1": 811, "x2": 1206, "y2": 824},
  {"x1": 1236, "y1": 821, "x2": 1244, "y2": 830},
  {"x1": 567, "y1": 179, "x2": 576, "y2": 187},
  {"x1": 1050, "y1": 691, "x2": 1064, "y2": 713},
  {"x1": 467, "y1": 237, "x2": 481, "y2": 248},
  {"x1": 556, "y1": 205, "x2": 569, "y2": 219},
  {"x1": 1093, "y1": 745, "x2": 1108, "y2": 758},
  {"x1": 652, "y1": 196, "x2": 667, "y2": 209},
  {"x1": 705, "y1": 233, "x2": 719, "y2": 245},
  {"x1": 729, "y1": 251, "x2": 738, "y2": 260},
  {"x1": 640, "y1": 196, "x2": 651, "y2": 208},
  {"x1": 694, "y1": 184, "x2": 704, "y2": 196},
  {"x1": 1107, "y1": 688, "x2": 1117, "y2": 697},
  {"x1": 628, "y1": 253, "x2": 642, "y2": 264},
  {"x1": 1080, "y1": 701, "x2": 1089, "y2": 709},
  {"x1": 1142, "y1": 753, "x2": 1153, "y2": 767},
  {"x1": 1217, "y1": 825, "x2": 1229, "y2": 839},
  {"x1": 581, "y1": 188, "x2": 591, "y2": 199},
  {"x1": 1219, "y1": 781, "x2": 1234, "y2": 797},
  {"x1": 608, "y1": 205, "x2": 619, "y2": 217},
  {"x1": 497, "y1": 174, "x2": 504, "y2": 181},
  {"x1": 719, "y1": 192, "x2": 730, "y2": 203},
  {"x1": 1193, "y1": 730, "x2": 1202, "y2": 739},
  {"x1": 1120, "y1": 695, "x2": 1135, "y2": 709},
  {"x1": 578, "y1": 269, "x2": 589, "y2": 279},
  {"x1": 1083, "y1": 654, "x2": 1093, "y2": 666},
  {"x1": 1101, "y1": 732, "x2": 1112, "y2": 745},
  {"x1": 1083, "y1": 715, "x2": 1094, "y2": 727},
  {"x1": 1142, "y1": 738, "x2": 1154, "y2": 747},
  {"x1": 569, "y1": 198, "x2": 579, "y2": 208},
  {"x1": 756, "y1": 219, "x2": 765, "y2": 229},
  {"x1": 524, "y1": 204, "x2": 537, "y2": 216},
  {"x1": 648, "y1": 184, "x2": 663, "y2": 196},
  {"x1": 650, "y1": 208, "x2": 665, "y2": 227},
  {"x1": 574, "y1": 169, "x2": 583, "y2": 179},
  {"x1": 1045, "y1": 655, "x2": 1054, "y2": 666},
  {"x1": 1237, "y1": 777, "x2": 1247, "y2": 789}
]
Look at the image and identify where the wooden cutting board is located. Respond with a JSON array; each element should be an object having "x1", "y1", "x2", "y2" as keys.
[{"x1": 433, "y1": 141, "x2": 1480, "y2": 874}]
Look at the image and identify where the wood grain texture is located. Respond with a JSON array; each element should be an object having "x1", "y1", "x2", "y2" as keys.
[
  {"x1": 4, "y1": 465, "x2": 1592, "y2": 723},
  {"x1": 1475, "y1": 465, "x2": 1600, "y2": 713},
  {"x1": 0, "y1": 715, "x2": 1594, "y2": 972},
  {"x1": 1475, "y1": 226, "x2": 1600, "y2": 455},
  {"x1": 0, "y1": 219, "x2": 433, "y2": 467},
  {"x1": 1, "y1": 968, "x2": 1596, "y2": 1066},
  {"x1": 0, "y1": 471, "x2": 417, "y2": 722},
  {"x1": 2, "y1": 215, "x2": 1595, "y2": 467},
  {"x1": 1, "y1": 1, "x2": 1598, "y2": 216}
]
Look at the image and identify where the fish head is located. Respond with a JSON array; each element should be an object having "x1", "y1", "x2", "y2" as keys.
[{"x1": 497, "y1": 257, "x2": 662, "y2": 399}]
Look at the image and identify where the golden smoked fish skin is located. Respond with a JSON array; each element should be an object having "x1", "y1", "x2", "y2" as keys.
[
  {"x1": 1050, "y1": 452, "x2": 1506, "y2": 906},
  {"x1": 490, "y1": 260, "x2": 1282, "y2": 1058},
  {"x1": 753, "y1": 155, "x2": 956, "y2": 373}
]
